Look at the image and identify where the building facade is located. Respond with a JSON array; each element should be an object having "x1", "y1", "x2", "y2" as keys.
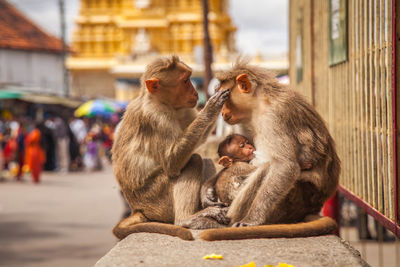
[
  {"x1": 0, "y1": 0, "x2": 65, "y2": 96},
  {"x1": 67, "y1": 0, "x2": 236, "y2": 100}
]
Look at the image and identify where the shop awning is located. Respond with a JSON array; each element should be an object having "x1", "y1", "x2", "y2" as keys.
[
  {"x1": 0, "y1": 87, "x2": 83, "y2": 108},
  {"x1": 20, "y1": 94, "x2": 83, "y2": 108},
  {"x1": 0, "y1": 90, "x2": 23, "y2": 99}
]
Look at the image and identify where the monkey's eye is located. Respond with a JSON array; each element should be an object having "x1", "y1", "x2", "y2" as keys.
[{"x1": 239, "y1": 143, "x2": 245, "y2": 148}]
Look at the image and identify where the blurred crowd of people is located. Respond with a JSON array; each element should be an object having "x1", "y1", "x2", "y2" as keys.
[{"x1": 0, "y1": 110, "x2": 116, "y2": 183}]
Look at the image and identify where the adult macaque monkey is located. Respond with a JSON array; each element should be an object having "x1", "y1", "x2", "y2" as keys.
[
  {"x1": 199, "y1": 60, "x2": 340, "y2": 241},
  {"x1": 112, "y1": 56, "x2": 230, "y2": 241}
]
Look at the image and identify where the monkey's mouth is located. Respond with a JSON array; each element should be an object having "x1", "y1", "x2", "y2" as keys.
[
  {"x1": 248, "y1": 151, "x2": 256, "y2": 160},
  {"x1": 188, "y1": 99, "x2": 198, "y2": 107},
  {"x1": 225, "y1": 116, "x2": 242, "y2": 125}
]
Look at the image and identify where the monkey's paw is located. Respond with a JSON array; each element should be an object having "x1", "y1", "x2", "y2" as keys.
[
  {"x1": 204, "y1": 89, "x2": 230, "y2": 115},
  {"x1": 203, "y1": 206, "x2": 231, "y2": 225},
  {"x1": 231, "y1": 221, "x2": 257, "y2": 227},
  {"x1": 203, "y1": 201, "x2": 228, "y2": 209},
  {"x1": 202, "y1": 188, "x2": 228, "y2": 208}
]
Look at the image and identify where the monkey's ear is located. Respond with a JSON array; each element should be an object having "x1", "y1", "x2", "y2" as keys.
[
  {"x1": 236, "y1": 74, "x2": 252, "y2": 93},
  {"x1": 145, "y1": 78, "x2": 160, "y2": 94},
  {"x1": 218, "y1": 156, "x2": 233, "y2": 168}
]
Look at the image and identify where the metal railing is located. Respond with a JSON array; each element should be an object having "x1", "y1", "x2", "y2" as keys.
[{"x1": 289, "y1": 0, "x2": 398, "y2": 236}]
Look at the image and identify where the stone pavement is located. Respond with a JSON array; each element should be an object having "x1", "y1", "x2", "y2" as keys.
[
  {"x1": 95, "y1": 232, "x2": 369, "y2": 267},
  {"x1": 0, "y1": 163, "x2": 372, "y2": 267},
  {"x1": 0, "y1": 165, "x2": 123, "y2": 267}
]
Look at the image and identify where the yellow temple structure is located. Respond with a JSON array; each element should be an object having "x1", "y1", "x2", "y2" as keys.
[{"x1": 66, "y1": 0, "x2": 236, "y2": 101}]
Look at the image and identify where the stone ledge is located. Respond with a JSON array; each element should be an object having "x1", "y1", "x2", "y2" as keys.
[{"x1": 95, "y1": 232, "x2": 370, "y2": 267}]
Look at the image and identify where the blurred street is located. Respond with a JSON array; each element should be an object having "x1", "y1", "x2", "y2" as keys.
[{"x1": 0, "y1": 164, "x2": 123, "y2": 267}]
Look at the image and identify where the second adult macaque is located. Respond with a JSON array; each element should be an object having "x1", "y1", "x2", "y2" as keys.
[{"x1": 199, "y1": 59, "x2": 340, "y2": 241}]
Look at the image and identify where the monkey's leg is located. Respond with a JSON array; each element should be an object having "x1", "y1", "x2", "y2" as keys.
[
  {"x1": 173, "y1": 154, "x2": 204, "y2": 225},
  {"x1": 178, "y1": 206, "x2": 230, "y2": 229},
  {"x1": 227, "y1": 165, "x2": 270, "y2": 223},
  {"x1": 202, "y1": 158, "x2": 216, "y2": 182},
  {"x1": 201, "y1": 169, "x2": 224, "y2": 208},
  {"x1": 184, "y1": 217, "x2": 227, "y2": 229},
  {"x1": 199, "y1": 158, "x2": 217, "y2": 209},
  {"x1": 236, "y1": 161, "x2": 300, "y2": 226},
  {"x1": 173, "y1": 154, "x2": 228, "y2": 229}
]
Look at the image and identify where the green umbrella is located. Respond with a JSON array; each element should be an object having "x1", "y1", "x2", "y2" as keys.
[{"x1": 74, "y1": 99, "x2": 120, "y2": 117}]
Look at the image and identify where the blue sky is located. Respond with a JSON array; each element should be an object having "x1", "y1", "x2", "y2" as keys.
[{"x1": 8, "y1": 0, "x2": 288, "y2": 58}]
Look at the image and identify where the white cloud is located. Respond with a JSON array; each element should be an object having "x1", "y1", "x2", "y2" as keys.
[{"x1": 230, "y1": 0, "x2": 288, "y2": 57}]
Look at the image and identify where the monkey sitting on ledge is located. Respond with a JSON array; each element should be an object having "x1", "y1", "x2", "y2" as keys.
[
  {"x1": 202, "y1": 134, "x2": 314, "y2": 208},
  {"x1": 199, "y1": 59, "x2": 340, "y2": 241},
  {"x1": 112, "y1": 56, "x2": 230, "y2": 241}
]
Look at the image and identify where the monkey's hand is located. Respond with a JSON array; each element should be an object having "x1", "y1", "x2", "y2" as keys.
[
  {"x1": 202, "y1": 89, "x2": 230, "y2": 118},
  {"x1": 202, "y1": 188, "x2": 227, "y2": 208},
  {"x1": 231, "y1": 221, "x2": 257, "y2": 227},
  {"x1": 202, "y1": 206, "x2": 231, "y2": 225}
]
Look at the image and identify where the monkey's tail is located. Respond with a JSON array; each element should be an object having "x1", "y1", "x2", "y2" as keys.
[
  {"x1": 198, "y1": 215, "x2": 336, "y2": 241},
  {"x1": 113, "y1": 222, "x2": 194, "y2": 241}
]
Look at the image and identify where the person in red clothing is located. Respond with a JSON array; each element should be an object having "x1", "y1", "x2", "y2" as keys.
[
  {"x1": 25, "y1": 127, "x2": 46, "y2": 183},
  {"x1": 15, "y1": 124, "x2": 27, "y2": 181},
  {"x1": 3, "y1": 126, "x2": 17, "y2": 171}
]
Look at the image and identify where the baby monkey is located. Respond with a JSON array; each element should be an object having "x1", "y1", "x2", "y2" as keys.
[
  {"x1": 202, "y1": 134, "x2": 313, "y2": 208},
  {"x1": 214, "y1": 134, "x2": 257, "y2": 206}
]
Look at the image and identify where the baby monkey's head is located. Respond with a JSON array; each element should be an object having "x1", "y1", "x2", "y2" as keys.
[{"x1": 217, "y1": 134, "x2": 255, "y2": 165}]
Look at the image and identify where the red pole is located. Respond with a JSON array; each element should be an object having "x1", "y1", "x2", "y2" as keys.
[
  {"x1": 322, "y1": 192, "x2": 340, "y2": 236},
  {"x1": 391, "y1": 0, "x2": 398, "y2": 230}
]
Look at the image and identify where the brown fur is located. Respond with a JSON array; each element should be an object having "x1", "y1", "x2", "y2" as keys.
[
  {"x1": 199, "y1": 215, "x2": 337, "y2": 241},
  {"x1": 198, "y1": 59, "x2": 340, "y2": 240},
  {"x1": 201, "y1": 134, "x2": 315, "y2": 208},
  {"x1": 201, "y1": 162, "x2": 257, "y2": 208},
  {"x1": 201, "y1": 134, "x2": 256, "y2": 208},
  {"x1": 112, "y1": 56, "x2": 230, "y2": 240},
  {"x1": 215, "y1": 162, "x2": 257, "y2": 205}
]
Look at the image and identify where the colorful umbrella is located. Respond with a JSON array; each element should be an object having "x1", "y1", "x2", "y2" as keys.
[
  {"x1": 115, "y1": 101, "x2": 129, "y2": 110},
  {"x1": 74, "y1": 99, "x2": 121, "y2": 117}
]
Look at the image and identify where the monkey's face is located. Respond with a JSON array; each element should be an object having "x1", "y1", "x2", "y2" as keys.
[
  {"x1": 226, "y1": 135, "x2": 255, "y2": 162},
  {"x1": 147, "y1": 65, "x2": 198, "y2": 109},
  {"x1": 219, "y1": 75, "x2": 254, "y2": 124},
  {"x1": 221, "y1": 100, "x2": 248, "y2": 124},
  {"x1": 170, "y1": 69, "x2": 198, "y2": 109}
]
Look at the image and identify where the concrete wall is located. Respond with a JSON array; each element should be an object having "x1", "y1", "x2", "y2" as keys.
[
  {"x1": 0, "y1": 49, "x2": 64, "y2": 95},
  {"x1": 70, "y1": 70, "x2": 115, "y2": 99}
]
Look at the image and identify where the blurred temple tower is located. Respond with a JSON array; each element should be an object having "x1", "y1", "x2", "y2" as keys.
[{"x1": 66, "y1": 0, "x2": 237, "y2": 101}]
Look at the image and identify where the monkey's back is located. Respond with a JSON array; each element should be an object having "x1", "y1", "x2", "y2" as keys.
[
  {"x1": 112, "y1": 96, "x2": 181, "y2": 192},
  {"x1": 275, "y1": 89, "x2": 340, "y2": 190},
  {"x1": 261, "y1": 89, "x2": 340, "y2": 221},
  {"x1": 267, "y1": 180, "x2": 327, "y2": 224}
]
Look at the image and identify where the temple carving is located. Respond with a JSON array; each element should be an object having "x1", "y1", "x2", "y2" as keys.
[{"x1": 67, "y1": 0, "x2": 236, "y2": 101}]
